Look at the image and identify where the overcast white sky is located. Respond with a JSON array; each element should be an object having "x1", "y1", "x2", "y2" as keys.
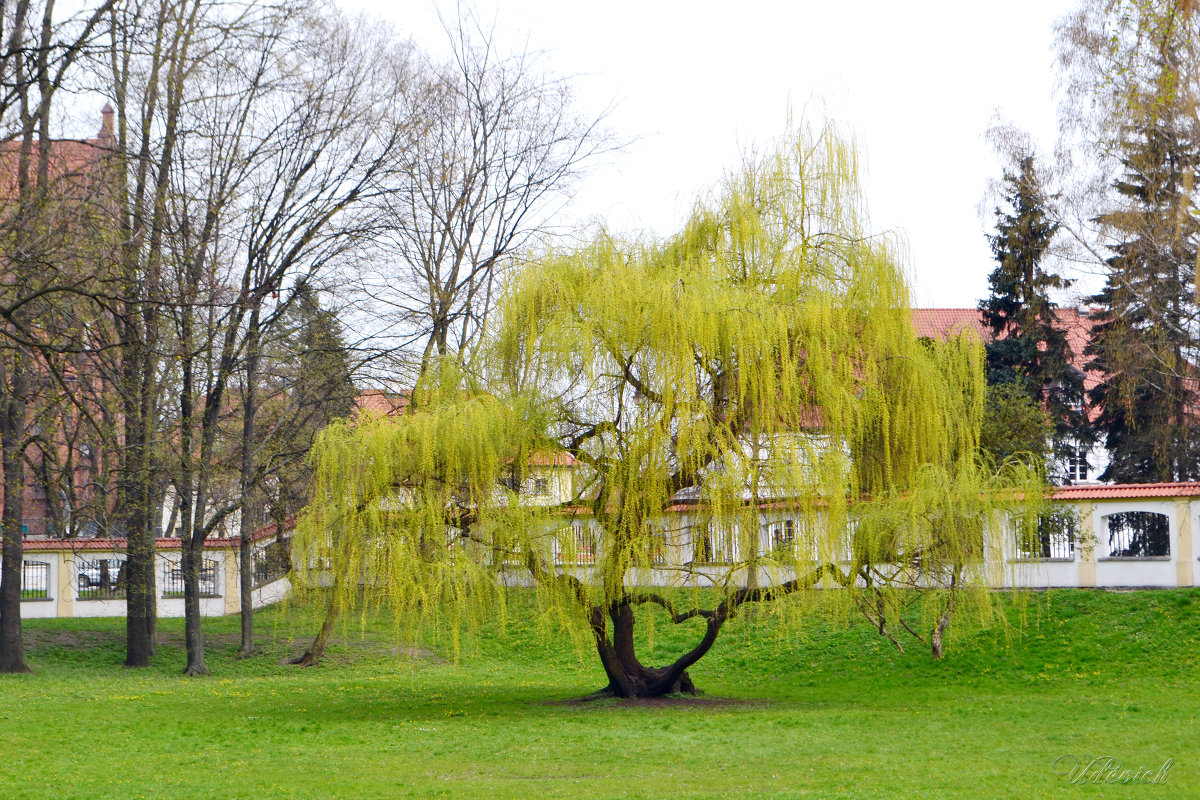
[{"x1": 352, "y1": 1, "x2": 1078, "y2": 307}]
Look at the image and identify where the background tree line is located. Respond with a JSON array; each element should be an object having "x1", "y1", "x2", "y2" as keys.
[
  {"x1": 0, "y1": 0, "x2": 607, "y2": 674},
  {"x1": 980, "y1": 0, "x2": 1200, "y2": 489}
]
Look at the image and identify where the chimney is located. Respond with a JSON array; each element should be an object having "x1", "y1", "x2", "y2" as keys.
[{"x1": 98, "y1": 102, "x2": 115, "y2": 142}]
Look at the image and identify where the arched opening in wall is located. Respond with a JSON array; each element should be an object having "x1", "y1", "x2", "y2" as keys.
[
  {"x1": 162, "y1": 558, "x2": 220, "y2": 597},
  {"x1": 1014, "y1": 506, "x2": 1078, "y2": 560},
  {"x1": 690, "y1": 521, "x2": 737, "y2": 565},
  {"x1": 19, "y1": 561, "x2": 50, "y2": 599},
  {"x1": 553, "y1": 524, "x2": 597, "y2": 565},
  {"x1": 1103, "y1": 511, "x2": 1170, "y2": 558}
]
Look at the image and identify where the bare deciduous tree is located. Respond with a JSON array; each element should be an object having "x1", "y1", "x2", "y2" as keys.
[
  {"x1": 0, "y1": 0, "x2": 115, "y2": 675},
  {"x1": 362, "y1": 12, "x2": 611, "y2": 379}
]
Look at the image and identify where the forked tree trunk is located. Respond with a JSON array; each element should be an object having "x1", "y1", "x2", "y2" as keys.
[
  {"x1": 930, "y1": 574, "x2": 959, "y2": 660},
  {"x1": 591, "y1": 602, "x2": 722, "y2": 698}
]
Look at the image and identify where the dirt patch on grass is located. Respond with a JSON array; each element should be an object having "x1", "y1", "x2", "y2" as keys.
[
  {"x1": 548, "y1": 693, "x2": 770, "y2": 710},
  {"x1": 23, "y1": 628, "x2": 125, "y2": 650},
  {"x1": 22, "y1": 628, "x2": 443, "y2": 665}
]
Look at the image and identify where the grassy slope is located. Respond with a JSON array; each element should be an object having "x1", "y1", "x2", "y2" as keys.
[{"x1": 0, "y1": 588, "x2": 1196, "y2": 800}]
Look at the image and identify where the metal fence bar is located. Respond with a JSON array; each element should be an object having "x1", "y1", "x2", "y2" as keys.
[
  {"x1": 1013, "y1": 510, "x2": 1077, "y2": 560},
  {"x1": 252, "y1": 544, "x2": 291, "y2": 588}
]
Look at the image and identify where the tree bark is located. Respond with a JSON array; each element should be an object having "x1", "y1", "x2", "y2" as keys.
[
  {"x1": 238, "y1": 312, "x2": 260, "y2": 657},
  {"x1": 589, "y1": 602, "x2": 717, "y2": 698},
  {"x1": 0, "y1": 358, "x2": 30, "y2": 674},
  {"x1": 931, "y1": 607, "x2": 953, "y2": 660},
  {"x1": 291, "y1": 599, "x2": 338, "y2": 667},
  {"x1": 180, "y1": 533, "x2": 207, "y2": 676},
  {"x1": 121, "y1": 369, "x2": 157, "y2": 668}
]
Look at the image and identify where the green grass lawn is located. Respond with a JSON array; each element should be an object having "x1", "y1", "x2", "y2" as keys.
[{"x1": 1, "y1": 588, "x2": 1197, "y2": 800}]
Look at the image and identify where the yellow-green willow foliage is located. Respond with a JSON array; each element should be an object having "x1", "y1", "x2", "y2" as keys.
[{"x1": 296, "y1": 122, "x2": 1045, "y2": 695}]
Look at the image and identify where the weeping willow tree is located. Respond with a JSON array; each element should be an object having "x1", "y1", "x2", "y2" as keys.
[{"x1": 293, "y1": 122, "x2": 1043, "y2": 697}]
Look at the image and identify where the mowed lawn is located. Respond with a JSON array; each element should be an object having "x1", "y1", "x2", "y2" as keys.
[{"x1": 1, "y1": 589, "x2": 1197, "y2": 800}]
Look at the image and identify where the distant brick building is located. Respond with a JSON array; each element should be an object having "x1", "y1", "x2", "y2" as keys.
[{"x1": 1, "y1": 106, "x2": 120, "y2": 538}]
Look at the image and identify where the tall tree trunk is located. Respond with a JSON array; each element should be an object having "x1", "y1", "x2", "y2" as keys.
[
  {"x1": 177, "y1": 338, "x2": 208, "y2": 678},
  {"x1": 0, "y1": 357, "x2": 30, "y2": 674},
  {"x1": 180, "y1": 533, "x2": 207, "y2": 676},
  {"x1": 121, "y1": 355, "x2": 157, "y2": 667},
  {"x1": 238, "y1": 315, "x2": 259, "y2": 657}
]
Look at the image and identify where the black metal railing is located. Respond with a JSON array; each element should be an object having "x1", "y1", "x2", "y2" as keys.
[
  {"x1": 252, "y1": 541, "x2": 291, "y2": 587},
  {"x1": 1014, "y1": 510, "x2": 1077, "y2": 560},
  {"x1": 21, "y1": 561, "x2": 50, "y2": 600},
  {"x1": 1105, "y1": 511, "x2": 1170, "y2": 558},
  {"x1": 75, "y1": 558, "x2": 125, "y2": 599},
  {"x1": 162, "y1": 559, "x2": 220, "y2": 597}
]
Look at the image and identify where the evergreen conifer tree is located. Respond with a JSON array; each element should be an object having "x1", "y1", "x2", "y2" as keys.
[
  {"x1": 979, "y1": 154, "x2": 1087, "y2": 477},
  {"x1": 1086, "y1": 118, "x2": 1200, "y2": 482},
  {"x1": 1057, "y1": 0, "x2": 1200, "y2": 483}
]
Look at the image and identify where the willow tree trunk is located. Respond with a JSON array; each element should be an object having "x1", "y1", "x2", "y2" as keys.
[
  {"x1": 291, "y1": 599, "x2": 337, "y2": 667},
  {"x1": 591, "y1": 602, "x2": 726, "y2": 698}
]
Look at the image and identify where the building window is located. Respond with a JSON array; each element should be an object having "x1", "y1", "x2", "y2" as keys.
[
  {"x1": 1065, "y1": 448, "x2": 1089, "y2": 483},
  {"x1": 533, "y1": 477, "x2": 549, "y2": 497},
  {"x1": 1103, "y1": 511, "x2": 1169, "y2": 558},
  {"x1": 771, "y1": 519, "x2": 796, "y2": 555}
]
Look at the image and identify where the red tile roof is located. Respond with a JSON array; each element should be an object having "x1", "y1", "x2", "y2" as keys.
[
  {"x1": 911, "y1": 308, "x2": 990, "y2": 341},
  {"x1": 23, "y1": 514, "x2": 296, "y2": 549},
  {"x1": 1050, "y1": 482, "x2": 1200, "y2": 500},
  {"x1": 354, "y1": 390, "x2": 410, "y2": 417},
  {"x1": 528, "y1": 451, "x2": 578, "y2": 467},
  {"x1": 912, "y1": 307, "x2": 1104, "y2": 417}
]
